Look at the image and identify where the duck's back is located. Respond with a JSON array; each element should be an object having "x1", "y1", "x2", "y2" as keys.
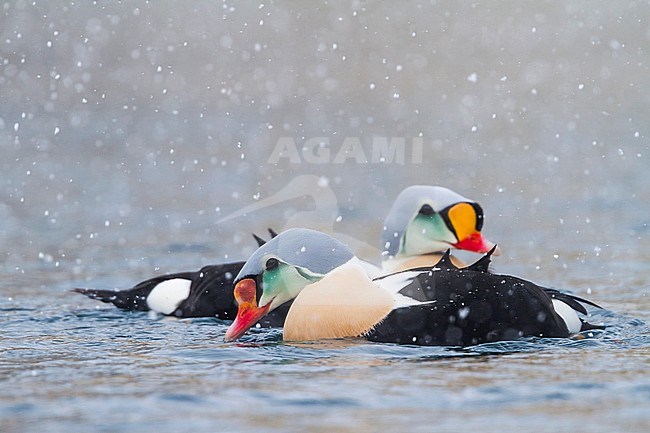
[{"x1": 366, "y1": 266, "x2": 569, "y2": 346}]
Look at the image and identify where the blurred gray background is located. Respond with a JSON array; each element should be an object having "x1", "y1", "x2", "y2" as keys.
[
  {"x1": 1, "y1": 1, "x2": 648, "y2": 286},
  {"x1": 2, "y1": 4, "x2": 649, "y2": 432}
]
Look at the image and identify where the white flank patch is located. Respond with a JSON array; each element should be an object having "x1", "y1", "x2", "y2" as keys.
[
  {"x1": 146, "y1": 278, "x2": 192, "y2": 314},
  {"x1": 375, "y1": 269, "x2": 436, "y2": 308},
  {"x1": 552, "y1": 299, "x2": 582, "y2": 334}
]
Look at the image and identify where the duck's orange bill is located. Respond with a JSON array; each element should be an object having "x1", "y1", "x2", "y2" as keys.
[
  {"x1": 224, "y1": 279, "x2": 270, "y2": 342},
  {"x1": 453, "y1": 232, "x2": 501, "y2": 255}
]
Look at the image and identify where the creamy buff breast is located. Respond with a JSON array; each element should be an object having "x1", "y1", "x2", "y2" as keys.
[{"x1": 283, "y1": 262, "x2": 394, "y2": 341}]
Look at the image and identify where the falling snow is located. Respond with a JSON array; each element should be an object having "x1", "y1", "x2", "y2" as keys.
[
  {"x1": 0, "y1": 5, "x2": 646, "y2": 433},
  {"x1": 0, "y1": 2, "x2": 646, "y2": 340}
]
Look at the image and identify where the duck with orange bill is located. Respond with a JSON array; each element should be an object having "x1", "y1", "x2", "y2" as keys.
[
  {"x1": 73, "y1": 230, "x2": 288, "y2": 325},
  {"x1": 72, "y1": 185, "x2": 496, "y2": 320},
  {"x1": 381, "y1": 185, "x2": 499, "y2": 272},
  {"x1": 225, "y1": 228, "x2": 604, "y2": 346}
]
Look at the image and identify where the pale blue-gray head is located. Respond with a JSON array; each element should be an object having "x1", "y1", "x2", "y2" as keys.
[
  {"x1": 381, "y1": 185, "x2": 498, "y2": 260},
  {"x1": 225, "y1": 228, "x2": 354, "y2": 341}
]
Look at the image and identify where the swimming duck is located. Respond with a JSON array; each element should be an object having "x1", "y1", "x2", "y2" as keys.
[
  {"x1": 224, "y1": 228, "x2": 604, "y2": 346},
  {"x1": 381, "y1": 185, "x2": 499, "y2": 272},
  {"x1": 72, "y1": 184, "x2": 493, "y2": 319},
  {"x1": 73, "y1": 230, "x2": 289, "y2": 326}
]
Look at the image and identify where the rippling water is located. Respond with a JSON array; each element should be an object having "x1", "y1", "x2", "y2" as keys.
[
  {"x1": 2, "y1": 296, "x2": 649, "y2": 432},
  {"x1": 2, "y1": 2, "x2": 650, "y2": 432}
]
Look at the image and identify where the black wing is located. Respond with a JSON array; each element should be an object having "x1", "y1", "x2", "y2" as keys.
[
  {"x1": 72, "y1": 231, "x2": 291, "y2": 322},
  {"x1": 73, "y1": 262, "x2": 245, "y2": 318},
  {"x1": 171, "y1": 262, "x2": 244, "y2": 318},
  {"x1": 73, "y1": 260, "x2": 291, "y2": 326},
  {"x1": 368, "y1": 266, "x2": 572, "y2": 346},
  {"x1": 73, "y1": 269, "x2": 198, "y2": 311},
  {"x1": 170, "y1": 259, "x2": 291, "y2": 324},
  {"x1": 540, "y1": 287, "x2": 603, "y2": 313}
]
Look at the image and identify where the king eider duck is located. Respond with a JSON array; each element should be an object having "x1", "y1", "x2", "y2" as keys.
[
  {"x1": 382, "y1": 185, "x2": 499, "y2": 272},
  {"x1": 71, "y1": 184, "x2": 493, "y2": 319},
  {"x1": 224, "y1": 228, "x2": 604, "y2": 346},
  {"x1": 73, "y1": 230, "x2": 289, "y2": 326}
]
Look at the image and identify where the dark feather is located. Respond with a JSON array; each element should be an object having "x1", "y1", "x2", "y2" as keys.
[
  {"x1": 73, "y1": 260, "x2": 290, "y2": 327},
  {"x1": 368, "y1": 264, "x2": 604, "y2": 346},
  {"x1": 434, "y1": 249, "x2": 457, "y2": 269},
  {"x1": 252, "y1": 233, "x2": 267, "y2": 247},
  {"x1": 73, "y1": 263, "x2": 244, "y2": 318},
  {"x1": 72, "y1": 287, "x2": 151, "y2": 311},
  {"x1": 464, "y1": 244, "x2": 498, "y2": 273},
  {"x1": 580, "y1": 319, "x2": 606, "y2": 331},
  {"x1": 73, "y1": 269, "x2": 198, "y2": 311},
  {"x1": 171, "y1": 263, "x2": 243, "y2": 318},
  {"x1": 542, "y1": 287, "x2": 603, "y2": 311}
]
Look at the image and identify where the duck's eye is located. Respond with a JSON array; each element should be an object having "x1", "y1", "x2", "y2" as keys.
[
  {"x1": 419, "y1": 204, "x2": 435, "y2": 216},
  {"x1": 265, "y1": 258, "x2": 279, "y2": 271}
]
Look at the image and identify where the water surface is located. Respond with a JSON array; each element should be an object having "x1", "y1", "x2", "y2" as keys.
[{"x1": 1, "y1": 2, "x2": 649, "y2": 432}]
